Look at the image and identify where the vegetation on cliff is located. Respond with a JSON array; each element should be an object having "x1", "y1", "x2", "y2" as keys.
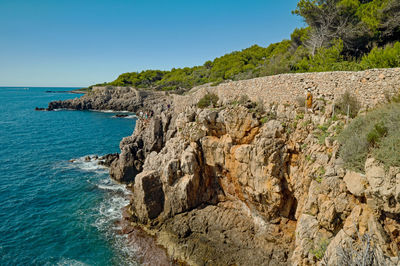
[
  {"x1": 90, "y1": 0, "x2": 400, "y2": 92},
  {"x1": 339, "y1": 100, "x2": 400, "y2": 171}
]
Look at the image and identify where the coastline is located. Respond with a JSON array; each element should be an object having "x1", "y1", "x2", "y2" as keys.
[
  {"x1": 44, "y1": 90, "x2": 86, "y2": 94},
  {"x1": 46, "y1": 68, "x2": 400, "y2": 265}
]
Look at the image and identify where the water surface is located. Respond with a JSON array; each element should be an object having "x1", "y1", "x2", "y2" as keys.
[{"x1": 0, "y1": 87, "x2": 136, "y2": 265}]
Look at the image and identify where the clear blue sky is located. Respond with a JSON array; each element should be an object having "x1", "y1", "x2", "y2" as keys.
[{"x1": 0, "y1": 0, "x2": 303, "y2": 87}]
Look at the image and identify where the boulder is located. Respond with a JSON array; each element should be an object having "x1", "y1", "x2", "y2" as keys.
[
  {"x1": 343, "y1": 170, "x2": 367, "y2": 197},
  {"x1": 98, "y1": 153, "x2": 118, "y2": 167},
  {"x1": 133, "y1": 171, "x2": 165, "y2": 223},
  {"x1": 365, "y1": 158, "x2": 385, "y2": 188}
]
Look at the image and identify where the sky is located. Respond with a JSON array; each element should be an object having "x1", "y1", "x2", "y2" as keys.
[{"x1": 0, "y1": 0, "x2": 304, "y2": 87}]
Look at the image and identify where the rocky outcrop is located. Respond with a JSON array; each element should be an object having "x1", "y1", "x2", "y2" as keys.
[
  {"x1": 50, "y1": 68, "x2": 400, "y2": 265},
  {"x1": 109, "y1": 107, "x2": 176, "y2": 183},
  {"x1": 47, "y1": 86, "x2": 170, "y2": 112},
  {"x1": 110, "y1": 94, "x2": 400, "y2": 265}
]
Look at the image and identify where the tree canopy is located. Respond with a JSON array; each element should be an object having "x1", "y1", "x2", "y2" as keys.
[{"x1": 91, "y1": 0, "x2": 400, "y2": 92}]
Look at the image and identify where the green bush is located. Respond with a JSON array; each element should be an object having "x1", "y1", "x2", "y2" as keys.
[
  {"x1": 360, "y1": 42, "x2": 400, "y2": 69},
  {"x1": 366, "y1": 122, "x2": 387, "y2": 145},
  {"x1": 260, "y1": 117, "x2": 269, "y2": 124},
  {"x1": 373, "y1": 133, "x2": 400, "y2": 167},
  {"x1": 339, "y1": 102, "x2": 400, "y2": 171},
  {"x1": 197, "y1": 93, "x2": 219, "y2": 109}
]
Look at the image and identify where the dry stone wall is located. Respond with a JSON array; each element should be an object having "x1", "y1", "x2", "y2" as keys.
[{"x1": 175, "y1": 68, "x2": 400, "y2": 111}]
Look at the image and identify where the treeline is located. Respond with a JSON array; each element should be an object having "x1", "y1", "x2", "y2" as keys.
[{"x1": 93, "y1": 0, "x2": 400, "y2": 91}]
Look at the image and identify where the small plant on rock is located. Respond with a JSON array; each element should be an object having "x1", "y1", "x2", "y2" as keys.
[
  {"x1": 238, "y1": 95, "x2": 250, "y2": 105},
  {"x1": 259, "y1": 111, "x2": 277, "y2": 124},
  {"x1": 260, "y1": 117, "x2": 269, "y2": 124},
  {"x1": 314, "y1": 123, "x2": 330, "y2": 145},
  {"x1": 313, "y1": 166, "x2": 325, "y2": 183},
  {"x1": 310, "y1": 238, "x2": 329, "y2": 261},
  {"x1": 254, "y1": 99, "x2": 265, "y2": 114},
  {"x1": 197, "y1": 93, "x2": 219, "y2": 109},
  {"x1": 296, "y1": 113, "x2": 304, "y2": 120}
]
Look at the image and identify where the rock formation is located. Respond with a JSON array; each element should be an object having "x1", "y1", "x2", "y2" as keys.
[
  {"x1": 109, "y1": 99, "x2": 399, "y2": 265},
  {"x1": 47, "y1": 86, "x2": 170, "y2": 112},
  {"x1": 49, "y1": 68, "x2": 400, "y2": 265}
]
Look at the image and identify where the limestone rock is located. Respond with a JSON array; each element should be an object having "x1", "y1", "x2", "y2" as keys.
[
  {"x1": 343, "y1": 170, "x2": 367, "y2": 197},
  {"x1": 45, "y1": 68, "x2": 400, "y2": 265},
  {"x1": 133, "y1": 171, "x2": 165, "y2": 223},
  {"x1": 365, "y1": 158, "x2": 385, "y2": 188},
  {"x1": 364, "y1": 158, "x2": 400, "y2": 214}
]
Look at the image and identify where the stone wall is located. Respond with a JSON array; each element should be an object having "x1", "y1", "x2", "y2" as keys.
[
  {"x1": 175, "y1": 68, "x2": 400, "y2": 111},
  {"x1": 92, "y1": 86, "x2": 135, "y2": 93}
]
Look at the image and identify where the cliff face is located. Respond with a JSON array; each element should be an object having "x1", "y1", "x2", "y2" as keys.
[
  {"x1": 48, "y1": 68, "x2": 400, "y2": 265},
  {"x1": 111, "y1": 99, "x2": 399, "y2": 265}
]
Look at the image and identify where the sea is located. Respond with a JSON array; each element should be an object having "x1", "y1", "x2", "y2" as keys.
[{"x1": 0, "y1": 87, "x2": 138, "y2": 265}]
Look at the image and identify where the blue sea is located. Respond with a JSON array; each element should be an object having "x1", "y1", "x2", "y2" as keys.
[{"x1": 0, "y1": 87, "x2": 138, "y2": 265}]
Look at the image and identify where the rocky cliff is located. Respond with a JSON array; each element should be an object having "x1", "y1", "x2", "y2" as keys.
[
  {"x1": 50, "y1": 68, "x2": 400, "y2": 265},
  {"x1": 110, "y1": 100, "x2": 399, "y2": 265}
]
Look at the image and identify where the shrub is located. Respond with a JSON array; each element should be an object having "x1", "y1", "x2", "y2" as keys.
[
  {"x1": 335, "y1": 91, "x2": 361, "y2": 118},
  {"x1": 238, "y1": 95, "x2": 250, "y2": 105},
  {"x1": 384, "y1": 89, "x2": 400, "y2": 103},
  {"x1": 366, "y1": 122, "x2": 387, "y2": 146},
  {"x1": 252, "y1": 100, "x2": 265, "y2": 115},
  {"x1": 339, "y1": 102, "x2": 400, "y2": 171},
  {"x1": 329, "y1": 233, "x2": 384, "y2": 266},
  {"x1": 314, "y1": 123, "x2": 330, "y2": 145},
  {"x1": 360, "y1": 42, "x2": 400, "y2": 69},
  {"x1": 296, "y1": 113, "x2": 304, "y2": 120},
  {"x1": 310, "y1": 238, "x2": 329, "y2": 260},
  {"x1": 260, "y1": 117, "x2": 269, "y2": 124},
  {"x1": 197, "y1": 93, "x2": 219, "y2": 109}
]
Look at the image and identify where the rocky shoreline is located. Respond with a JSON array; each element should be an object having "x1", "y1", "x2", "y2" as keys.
[
  {"x1": 48, "y1": 69, "x2": 400, "y2": 265},
  {"x1": 47, "y1": 86, "x2": 170, "y2": 112}
]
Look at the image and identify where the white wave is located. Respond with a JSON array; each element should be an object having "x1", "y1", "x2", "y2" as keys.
[
  {"x1": 94, "y1": 193, "x2": 130, "y2": 232},
  {"x1": 124, "y1": 115, "x2": 137, "y2": 119},
  {"x1": 112, "y1": 114, "x2": 137, "y2": 119},
  {"x1": 56, "y1": 258, "x2": 88, "y2": 266},
  {"x1": 97, "y1": 178, "x2": 131, "y2": 194},
  {"x1": 68, "y1": 155, "x2": 108, "y2": 173},
  {"x1": 53, "y1": 108, "x2": 76, "y2": 111},
  {"x1": 99, "y1": 198, "x2": 141, "y2": 266},
  {"x1": 93, "y1": 178, "x2": 131, "y2": 227},
  {"x1": 97, "y1": 184, "x2": 125, "y2": 192},
  {"x1": 92, "y1": 109, "x2": 123, "y2": 113},
  {"x1": 91, "y1": 109, "x2": 134, "y2": 114},
  {"x1": 91, "y1": 178, "x2": 141, "y2": 266}
]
